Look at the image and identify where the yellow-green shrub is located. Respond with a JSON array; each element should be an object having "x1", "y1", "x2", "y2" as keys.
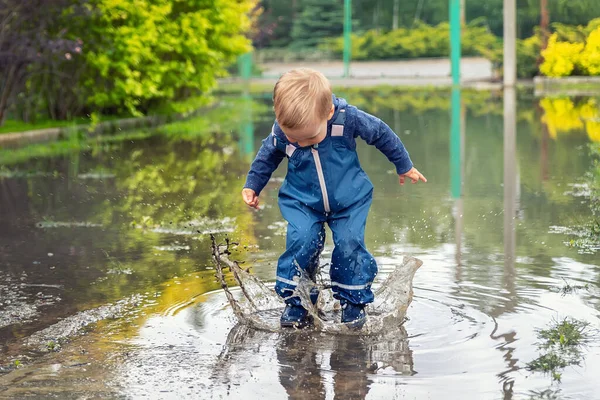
[
  {"x1": 579, "y1": 27, "x2": 600, "y2": 75},
  {"x1": 540, "y1": 34, "x2": 585, "y2": 77}
]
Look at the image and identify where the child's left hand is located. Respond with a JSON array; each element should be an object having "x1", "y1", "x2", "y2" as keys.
[{"x1": 399, "y1": 167, "x2": 427, "y2": 185}]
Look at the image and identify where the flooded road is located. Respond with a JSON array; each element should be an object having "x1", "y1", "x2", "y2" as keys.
[{"x1": 1, "y1": 90, "x2": 599, "y2": 399}]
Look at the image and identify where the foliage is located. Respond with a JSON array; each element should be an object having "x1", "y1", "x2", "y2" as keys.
[
  {"x1": 580, "y1": 28, "x2": 600, "y2": 75},
  {"x1": 321, "y1": 21, "x2": 501, "y2": 61},
  {"x1": 79, "y1": 0, "x2": 255, "y2": 116},
  {"x1": 2, "y1": 0, "x2": 256, "y2": 126},
  {"x1": 0, "y1": 0, "x2": 82, "y2": 125},
  {"x1": 540, "y1": 20, "x2": 600, "y2": 77},
  {"x1": 290, "y1": 0, "x2": 343, "y2": 49},
  {"x1": 254, "y1": 0, "x2": 600, "y2": 49},
  {"x1": 538, "y1": 318, "x2": 591, "y2": 349},
  {"x1": 540, "y1": 34, "x2": 585, "y2": 77},
  {"x1": 253, "y1": 0, "x2": 298, "y2": 48},
  {"x1": 517, "y1": 34, "x2": 542, "y2": 78},
  {"x1": 552, "y1": 18, "x2": 600, "y2": 43}
]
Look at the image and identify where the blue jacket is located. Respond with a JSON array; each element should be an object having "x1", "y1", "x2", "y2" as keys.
[{"x1": 244, "y1": 95, "x2": 413, "y2": 213}]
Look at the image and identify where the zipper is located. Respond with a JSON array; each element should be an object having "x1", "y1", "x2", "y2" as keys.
[{"x1": 311, "y1": 146, "x2": 331, "y2": 213}]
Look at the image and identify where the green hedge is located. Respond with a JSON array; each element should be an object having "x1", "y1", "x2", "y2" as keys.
[{"x1": 320, "y1": 21, "x2": 502, "y2": 62}]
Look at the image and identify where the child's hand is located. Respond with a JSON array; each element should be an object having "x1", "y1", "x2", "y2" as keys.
[
  {"x1": 242, "y1": 188, "x2": 260, "y2": 209},
  {"x1": 399, "y1": 167, "x2": 427, "y2": 185}
]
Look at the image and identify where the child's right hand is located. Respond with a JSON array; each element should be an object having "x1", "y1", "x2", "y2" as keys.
[
  {"x1": 399, "y1": 167, "x2": 427, "y2": 185},
  {"x1": 242, "y1": 188, "x2": 260, "y2": 209}
]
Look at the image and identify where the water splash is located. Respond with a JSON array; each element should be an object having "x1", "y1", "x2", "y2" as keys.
[{"x1": 211, "y1": 237, "x2": 422, "y2": 336}]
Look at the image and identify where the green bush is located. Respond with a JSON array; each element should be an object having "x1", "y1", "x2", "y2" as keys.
[
  {"x1": 517, "y1": 35, "x2": 542, "y2": 78},
  {"x1": 320, "y1": 21, "x2": 502, "y2": 62}
]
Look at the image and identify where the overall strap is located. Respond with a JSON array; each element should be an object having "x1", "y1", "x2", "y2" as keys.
[
  {"x1": 271, "y1": 125, "x2": 296, "y2": 157},
  {"x1": 331, "y1": 108, "x2": 346, "y2": 137}
]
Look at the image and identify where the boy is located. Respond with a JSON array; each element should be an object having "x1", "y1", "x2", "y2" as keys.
[{"x1": 242, "y1": 68, "x2": 426, "y2": 330}]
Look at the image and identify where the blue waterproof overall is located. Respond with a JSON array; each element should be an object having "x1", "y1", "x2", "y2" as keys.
[{"x1": 244, "y1": 95, "x2": 413, "y2": 306}]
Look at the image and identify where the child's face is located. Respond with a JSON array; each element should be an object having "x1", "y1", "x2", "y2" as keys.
[
  {"x1": 283, "y1": 120, "x2": 323, "y2": 144},
  {"x1": 281, "y1": 105, "x2": 335, "y2": 146}
]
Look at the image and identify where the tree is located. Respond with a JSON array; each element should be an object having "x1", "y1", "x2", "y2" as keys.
[
  {"x1": 0, "y1": 0, "x2": 81, "y2": 125},
  {"x1": 290, "y1": 0, "x2": 344, "y2": 49},
  {"x1": 77, "y1": 0, "x2": 256, "y2": 116},
  {"x1": 253, "y1": 0, "x2": 298, "y2": 48},
  {"x1": 2, "y1": 0, "x2": 257, "y2": 125}
]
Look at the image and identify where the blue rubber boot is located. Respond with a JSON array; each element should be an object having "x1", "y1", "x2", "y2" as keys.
[
  {"x1": 280, "y1": 304, "x2": 312, "y2": 329},
  {"x1": 280, "y1": 287, "x2": 320, "y2": 329},
  {"x1": 341, "y1": 301, "x2": 366, "y2": 330}
]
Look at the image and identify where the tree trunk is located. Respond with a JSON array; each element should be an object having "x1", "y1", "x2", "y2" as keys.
[
  {"x1": 460, "y1": 0, "x2": 466, "y2": 25},
  {"x1": 540, "y1": 0, "x2": 549, "y2": 50},
  {"x1": 392, "y1": 0, "x2": 399, "y2": 30},
  {"x1": 373, "y1": 0, "x2": 380, "y2": 32}
]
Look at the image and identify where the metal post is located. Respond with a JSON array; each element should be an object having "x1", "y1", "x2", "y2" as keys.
[
  {"x1": 503, "y1": 0, "x2": 517, "y2": 86},
  {"x1": 343, "y1": 0, "x2": 352, "y2": 78},
  {"x1": 450, "y1": 0, "x2": 461, "y2": 86}
]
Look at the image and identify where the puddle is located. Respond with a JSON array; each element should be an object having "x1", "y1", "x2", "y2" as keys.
[{"x1": 1, "y1": 91, "x2": 600, "y2": 398}]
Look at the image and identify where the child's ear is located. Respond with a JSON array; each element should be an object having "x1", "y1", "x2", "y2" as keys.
[{"x1": 328, "y1": 104, "x2": 335, "y2": 119}]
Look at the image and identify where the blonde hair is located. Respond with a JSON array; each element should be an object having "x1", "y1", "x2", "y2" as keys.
[{"x1": 273, "y1": 68, "x2": 332, "y2": 130}]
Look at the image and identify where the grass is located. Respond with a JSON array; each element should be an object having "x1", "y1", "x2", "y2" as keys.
[
  {"x1": 526, "y1": 317, "x2": 592, "y2": 382},
  {"x1": 527, "y1": 353, "x2": 570, "y2": 379},
  {"x1": 0, "y1": 119, "x2": 83, "y2": 134},
  {"x1": 0, "y1": 93, "x2": 214, "y2": 136},
  {"x1": 0, "y1": 115, "x2": 125, "y2": 135},
  {"x1": 537, "y1": 318, "x2": 590, "y2": 349}
]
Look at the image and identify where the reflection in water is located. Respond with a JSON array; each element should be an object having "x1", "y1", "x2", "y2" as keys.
[
  {"x1": 239, "y1": 89, "x2": 255, "y2": 160},
  {"x1": 217, "y1": 324, "x2": 413, "y2": 400},
  {"x1": 540, "y1": 97, "x2": 600, "y2": 142},
  {"x1": 503, "y1": 87, "x2": 518, "y2": 274},
  {"x1": 450, "y1": 87, "x2": 465, "y2": 268}
]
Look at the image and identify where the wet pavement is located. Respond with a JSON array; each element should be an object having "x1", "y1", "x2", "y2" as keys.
[{"x1": 0, "y1": 90, "x2": 599, "y2": 399}]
